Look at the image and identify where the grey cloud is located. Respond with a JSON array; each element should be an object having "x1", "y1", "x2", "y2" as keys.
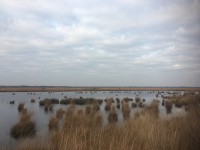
[{"x1": 0, "y1": 0, "x2": 199, "y2": 86}]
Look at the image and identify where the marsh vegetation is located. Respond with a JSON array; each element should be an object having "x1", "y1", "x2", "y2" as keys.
[{"x1": 0, "y1": 90, "x2": 200, "y2": 150}]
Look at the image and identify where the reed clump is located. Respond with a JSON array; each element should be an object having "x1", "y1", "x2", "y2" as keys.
[
  {"x1": 39, "y1": 100, "x2": 45, "y2": 106},
  {"x1": 63, "y1": 107, "x2": 103, "y2": 136},
  {"x1": 77, "y1": 109, "x2": 84, "y2": 115},
  {"x1": 60, "y1": 98, "x2": 103, "y2": 105},
  {"x1": 123, "y1": 97, "x2": 133, "y2": 102},
  {"x1": 49, "y1": 117, "x2": 59, "y2": 131},
  {"x1": 39, "y1": 98, "x2": 59, "y2": 106},
  {"x1": 138, "y1": 101, "x2": 144, "y2": 108},
  {"x1": 10, "y1": 110, "x2": 36, "y2": 139},
  {"x1": 116, "y1": 98, "x2": 120, "y2": 103},
  {"x1": 31, "y1": 99, "x2": 35, "y2": 103},
  {"x1": 122, "y1": 102, "x2": 130, "y2": 119},
  {"x1": 39, "y1": 98, "x2": 59, "y2": 112},
  {"x1": 56, "y1": 108, "x2": 65, "y2": 119},
  {"x1": 49, "y1": 105, "x2": 53, "y2": 111},
  {"x1": 174, "y1": 100, "x2": 182, "y2": 108},
  {"x1": 60, "y1": 99, "x2": 71, "y2": 105},
  {"x1": 85, "y1": 106, "x2": 91, "y2": 115},
  {"x1": 44, "y1": 104, "x2": 54, "y2": 112},
  {"x1": 105, "y1": 99, "x2": 113, "y2": 111},
  {"x1": 168, "y1": 95, "x2": 199, "y2": 108},
  {"x1": 105, "y1": 98, "x2": 114, "y2": 103},
  {"x1": 92, "y1": 104, "x2": 100, "y2": 112},
  {"x1": 131, "y1": 102, "x2": 137, "y2": 108},
  {"x1": 165, "y1": 100, "x2": 173, "y2": 114},
  {"x1": 18, "y1": 103, "x2": 25, "y2": 112},
  {"x1": 141, "y1": 101, "x2": 159, "y2": 118},
  {"x1": 108, "y1": 106, "x2": 118, "y2": 123},
  {"x1": 116, "y1": 103, "x2": 120, "y2": 109},
  {"x1": 135, "y1": 96, "x2": 141, "y2": 103},
  {"x1": 10, "y1": 100, "x2": 15, "y2": 104}
]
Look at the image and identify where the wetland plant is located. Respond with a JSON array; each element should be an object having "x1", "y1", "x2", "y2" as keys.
[
  {"x1": 122, "y1": 102, "x2": 130, "y2": 119},
  {"x1": 92, "y1": 104, "x2": 100, "y2": 112},
  {"x1": 138, "y1": 102, "x2": 144, "y2": 108},
  {"x1": 39, "y1": 98, "x2": 59, "y2": 106},
  {"x1": 39, "y1": 100, "x2": 45, "y2": 106},
  {"x1": 66, "y1": 105, "x2": 76, "y2": 116},
  {"x1": 85, "y1": 106, "x2": 91, "y2": 115},
  {"x1": 60, "y1": 99, "x2": 71, "y2": 105},
  {"x1": 135, "y1": 96, "x2": 141, "y2": 103},
  {"x1": 56, "y1": 108, "x2": 65, "y2": 119},
  {"x1": 116, "y1": 98, "x2": 120, "y2": 103},
  {"x1": 31, "y1": 99, "x2": 35, "y2": 103},
  {"x1": 10, "y1": 100, "x2": 15, "y2": 104},
  {"x1": 105, "y1": 99, "x2": 112, "y2": 111},
  {"x1": 116, "y1": 103, "x2": 120, "y2": 109},
  {"x1": 10, "y1": 121, "x2": 36, "y2": 139},
  {"x1": 165, "y1": 101, "x2": 172, "y2": 114},
  {"x1": 123, "y1": 97, "x2": 133, "y2": 102},
  {"x1": 108, "y1": 106, "x2": 118, "y2": 123},
  {"x1": 105, "y1": 105, "x2": 111, "y2": 111},
  {"x1": 142, "y1": 101, "x2": 159, "y2": 118},
  {"x1": 49, "y1": 117, "x2": 59, "y2": 131},
  {"x1": 105, "y1": 98, "x2": 115, "y2": 103},
  {"x1": 18, "y1": 103, "x2": 25, "y2": 112},
  {"x1": 162, "y1": 100, "x2": 165, "y2": 106},
  {"x1": 10, "y1": 111, "x2": 36, "y2": 139},
  {"x1": 14, "y1": 95, "x2": 200, "y2": 150},
  {"x1": 49, "y1": 105, "x2": 54, "y2": 111},
  {"x1": 174, "y1": 100, "x2": 182, "y2": 108},
  {"x1": 131, "y1": 102, "x2": 137, "y2": 108},
  {"x1": 77, "y1": 109, "x2": 84, "y2": 115}
]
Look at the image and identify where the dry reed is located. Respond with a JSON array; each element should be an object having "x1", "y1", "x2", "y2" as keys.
[{"x1": 14, "y1": 95, "x2": 200, "y2": 150}]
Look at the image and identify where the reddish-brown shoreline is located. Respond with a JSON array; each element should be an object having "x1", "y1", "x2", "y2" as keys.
[{"x1": 0, "y1": 86, "x2": 200, "y2": 92}]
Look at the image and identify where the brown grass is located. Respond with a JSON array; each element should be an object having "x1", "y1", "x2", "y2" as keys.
[
  {"x1": 165, "y1": 100, "x2": 173, "y2": 114},
  {"x1": 92, "y1": 104, "x2": 100, "y2": 113},
  {"x1": 13, "y1": 96, "x2": 200, "y2": 150},
  {"x1": 49, "y1": 117, "x2": 59, "y2": 131},
  {"x1": 138, "y1": 101, "x2": 144, "y2": 108},
  {"x1": 56, "y1": 108, "x2": 65, "y2": 119},
  {"x1": 19, "y1": 110, "x2": 32, "y2": 123},
  {"x1": 65, "y1": 105, "x2": 76, "y2": 116},
  {"x1": 135, "y1": 96, "x2": 141, "y2": 103},
  {"x1": 131, "y1": 102, "x2": 137, "y2": 108},
  {"x1": 141, "y1": 100, "x2": 159, "y2": 118},
  {"x1": 18, "y1": 103, "x2": 25, "y2": 112},
  {"x1": 105, "y1": 99, "x2": 112, "y2": 111},
  {"x1": 168, "y1": 95, "x2": 199, "y2": 107},
  {"x1": 122, "y1": 102, "x2": 130, "y2": 119},
  {"x1": 85, "y1": 106, "x2": 91, "y2": 115},
  {"x1": 10, "y1": 110, "x2": 36, "y2": 139},
  {"x1": 77, "y1": 109, "x2": 84, "y2": 115},
  {"x1": 108, "y1": 106, "x2": 118, "y2": 123}
]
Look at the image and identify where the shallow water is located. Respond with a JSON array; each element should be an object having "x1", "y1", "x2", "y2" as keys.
[{"x1": 0, "y1": 90, "x2": 186, "y2": 147}]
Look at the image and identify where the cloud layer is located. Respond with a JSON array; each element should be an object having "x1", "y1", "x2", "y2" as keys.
[{"x1": 0, "y1": 0, "x2": 200, "y2": 86}]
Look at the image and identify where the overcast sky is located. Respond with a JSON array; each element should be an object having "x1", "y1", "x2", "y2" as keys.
[{"x1": 0, "y1": 0, "x2": 200, "y2": 86}]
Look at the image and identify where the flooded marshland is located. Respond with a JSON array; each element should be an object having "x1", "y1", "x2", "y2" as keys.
[{"x1": 0, "y1": 90, "x2": 199, "y2": 149}]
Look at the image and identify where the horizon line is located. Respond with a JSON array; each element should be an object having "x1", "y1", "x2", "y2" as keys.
[{"x1": 0, "y1": 85, "x2": 200, "y2": 88}]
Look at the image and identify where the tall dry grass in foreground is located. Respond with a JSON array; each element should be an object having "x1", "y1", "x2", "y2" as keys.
[{"x1": 15, "y1": 96, "x2": 200, "y2": 150}]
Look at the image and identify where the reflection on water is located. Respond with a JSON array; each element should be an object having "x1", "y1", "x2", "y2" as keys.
[{"x1": 0, "y1": 91, "x2": 186, "y2": 146}]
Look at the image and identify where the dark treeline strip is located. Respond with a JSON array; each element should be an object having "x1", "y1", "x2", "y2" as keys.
[{"x1": 0, "y1": 86, "x2": 200, "y2": 92}]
